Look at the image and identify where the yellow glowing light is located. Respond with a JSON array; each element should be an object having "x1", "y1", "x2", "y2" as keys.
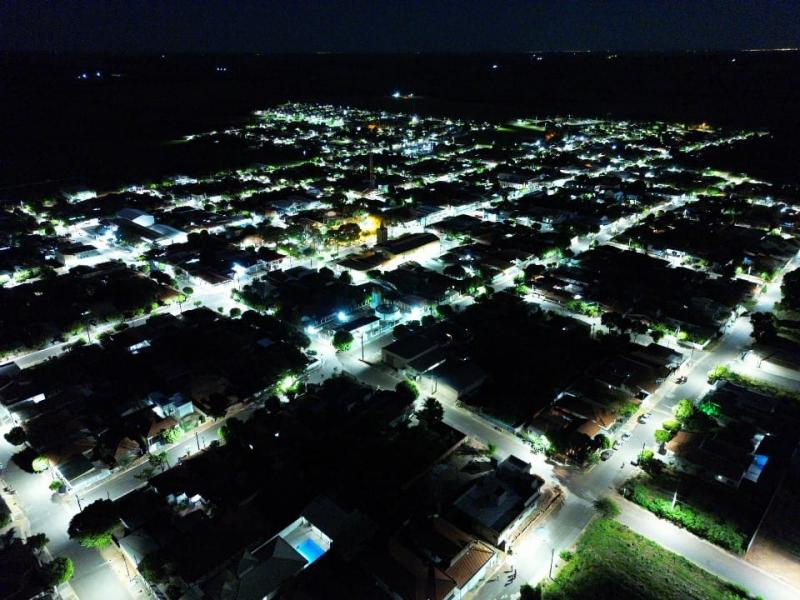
[{"x1": 361, "y1": 215, "x2": 382, "y2": 234}]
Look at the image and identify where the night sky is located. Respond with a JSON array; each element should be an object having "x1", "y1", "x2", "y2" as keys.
[{"x1": 2, "y1": 0, "x2": 800, "y2": 54}]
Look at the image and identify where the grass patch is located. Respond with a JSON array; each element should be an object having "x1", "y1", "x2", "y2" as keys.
[
  {"x1": 622, "y1": 471, "x2": 752, "y2": 554},
  {"x1": 543, "y1": 519, "x2": 750, "y2": 599}
]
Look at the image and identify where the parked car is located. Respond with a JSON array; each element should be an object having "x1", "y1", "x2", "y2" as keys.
[
  {"x1": 675, "y1": 375, "x2": 687, "y2": 384},
  {"x1": 601, "y1": 450, "x2": 613, "y2": 461},
  {"x1": 613, "y1": 440, "x2": 622, "y2": 450},
  {"x1": 621, "y1": 432, "x2": 632, "y2": 441}
]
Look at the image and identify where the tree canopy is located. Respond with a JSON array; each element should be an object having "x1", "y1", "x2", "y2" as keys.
[
  {"x1": 332, "y1": 330, "x2": 354, "y2": 352},
  {"x1": 416, "y1": 397, "x2": 444, "y2": 428},
  {"x1": 67, "y1": 499, "x2": 120, "y2": 548}
]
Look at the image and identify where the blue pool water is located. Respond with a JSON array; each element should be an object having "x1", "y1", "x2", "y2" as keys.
[{"x1": 296, "y1": 538, "x2": 326, "y2": 564}]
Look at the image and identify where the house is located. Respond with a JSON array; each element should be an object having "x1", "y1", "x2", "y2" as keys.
[
  {"x1": 203, "y1": 515, "x2": 335, "y2": 600},
  {"x1": 452, "y1": 456, "x2": 544, "y2": 550},
  {"x1": 54, "y1": 454, "x2": 111, "y2": 492},
  {"x1": 368, "y1": 517, "x2": 497, "y2": 600},
  {"x1": 666, "y1": 426, "x2": 769, "y2": 488},
  {"x1": 148, "y1": 391, "x2": 195, "y2": 420}
]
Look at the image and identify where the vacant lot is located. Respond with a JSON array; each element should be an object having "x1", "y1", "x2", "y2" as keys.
[{"x1": 543, "y1": 519, "x2": 750, "y2": 600}]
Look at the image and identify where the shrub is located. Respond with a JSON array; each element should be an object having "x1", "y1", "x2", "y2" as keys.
[
  {"x1": 626, "y1": 482, "x2": 746, "y2": 553},
  {"x1": 674, "y1": 399, "x2": 695, "y2": 421},
  {"x1": 662, "y1": 419, "x2": 681, "y2": 432},
  {"x1": 593, "y1": 497, "x2": 621, "y2": 518},
  {"x1": 49, "y1": 481, "x2": 64, "y2": 492},
  {"x1": 559, "y1": 549, "x2": 574, "y2": 561},
  {"x1": 654, "y1": 429, "x2": 674, "y2": 444}
]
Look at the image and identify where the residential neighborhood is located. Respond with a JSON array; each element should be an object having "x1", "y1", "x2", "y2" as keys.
[{"x1": 2, "y1": 100, "x2": 800, "y2": 600}]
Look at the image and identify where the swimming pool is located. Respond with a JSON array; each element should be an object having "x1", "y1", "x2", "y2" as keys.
[{"x1": 296, "y1": 538, "x2": 326, "y2": 564}]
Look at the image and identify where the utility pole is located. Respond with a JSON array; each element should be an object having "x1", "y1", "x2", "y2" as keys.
[
  {"x1": 195, "y1": 431, "x2": 201, "y2": 452},
  {"x1": 549, "y1": 547, "x2": 555, "y2": 580},
  {"x1": 360, "y1": 333, "x2": 365, "y2": 361},
  {"x1": 76, "y1": 494, "x2": 82, "y2": 512},
  {"x1": 671, "y1": 489, "x2": 678, "y2": 509}
]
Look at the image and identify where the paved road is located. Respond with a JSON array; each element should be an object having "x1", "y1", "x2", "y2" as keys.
[{"x1": 1, "y1": 438, "x2": 138, "y2": 600}]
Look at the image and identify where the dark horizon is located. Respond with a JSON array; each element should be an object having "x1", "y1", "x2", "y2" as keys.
[{"x1": 3, "y1": 0, "x2": 800, "y2": 54}]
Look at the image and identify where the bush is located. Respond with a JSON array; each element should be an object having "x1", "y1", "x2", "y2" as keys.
[
  {"x1": 4, "y1": 426, "x2": 26, "y2": 446},
  {"x1": 44, "y1": 557, "x2": 74, "y2": 586},
  {"x1": 674, "y1": 399, "x2": 694, "y2": 421},
  {"x1": 559, "y1": 549, "x2": 574, "y2": 561},
  {"x1": 662, "y1": 419, "x2": 681, "y2": 432},
  {"x1": 654, "y1": 429, "x2": 674, "y2": 444},
  {"x1": 593, "y1": 497, "x2": 621, "y2": 518},
  {"x1": 49, "y1": 480, "x2": 64, "y2": 492}
]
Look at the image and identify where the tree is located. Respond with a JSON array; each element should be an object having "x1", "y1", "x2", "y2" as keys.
[
  {"x1": 750, "y1": 312, "x2": 776, "y2": 342},
  {"x1": 416, "y1": 397, "x2": 444, "y2": 428},
  {"x1": 519, "y1": 583, "x2": 541, "y2": 600},
  {"x1": 229, "y1": 307, "x2": 242, "y2": 318},
  {"x1": 395, "y1": 380, "x2": 419, "y2": 402},
  {"x1": 138, "y1": 552, "x2": 167, "y2": 585},
  {"x1": 162, "y1": 425, "x2": 183, "y2": 445},
  {"x1": 393, "y1": 324, "x2": 409, "y2": 339},
  {"x1": 674, "y1": 399, "x2": 694, "y2": 422},
  {"x1": 148, "y1": 451, "x2": 169, "y2": 470},
  {"x1": 67, "y1": 500, "x2": 119, "y2": 548},
  {"x1": 45, "y1": 557, "x2": 74, "y2": 587},
  {"x1": 593, "y1": 497, "x2": 621, "y2": 519},
  {"x1": 595, "y1": 434, "x2": 613, "y2": 449},
  {"x1": 27, "y1": 533, "x2": 49, "y2": 551},
  {"x1": 31, "y1": 456, "x2": 49, "y2": 473},
  {"x1": 654, "y1": 429, "x2": 673, "y2": 444},
  {"x1": 332, "y1": 330, "x2": 354, "y2": 352},
  {"x1": 338, "y1": 271, "x2": 353, "y2": 284},
  {"x1": 3, "y1": 426, "x2": 26, "y2": 446}
]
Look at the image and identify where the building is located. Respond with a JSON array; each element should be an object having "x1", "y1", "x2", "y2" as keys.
[
  {"x1": 452, "y1": 456, "x2": 544, "y2": 550},
  {"x1": 382, "y1": 335, "x2": 439, "y2": 370},
  {"x1": 377, "y1": 232, "x2": 441, "y2": 268},
  {"x1": 418, "y1": 360, "x2": 487, "y2": 403},
  {"x1": 369, "y1": 517, "x2": 498, "y2": 600},
  {"x1": 117, "y1": 208, "x2": 156, "y2": 228}
]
